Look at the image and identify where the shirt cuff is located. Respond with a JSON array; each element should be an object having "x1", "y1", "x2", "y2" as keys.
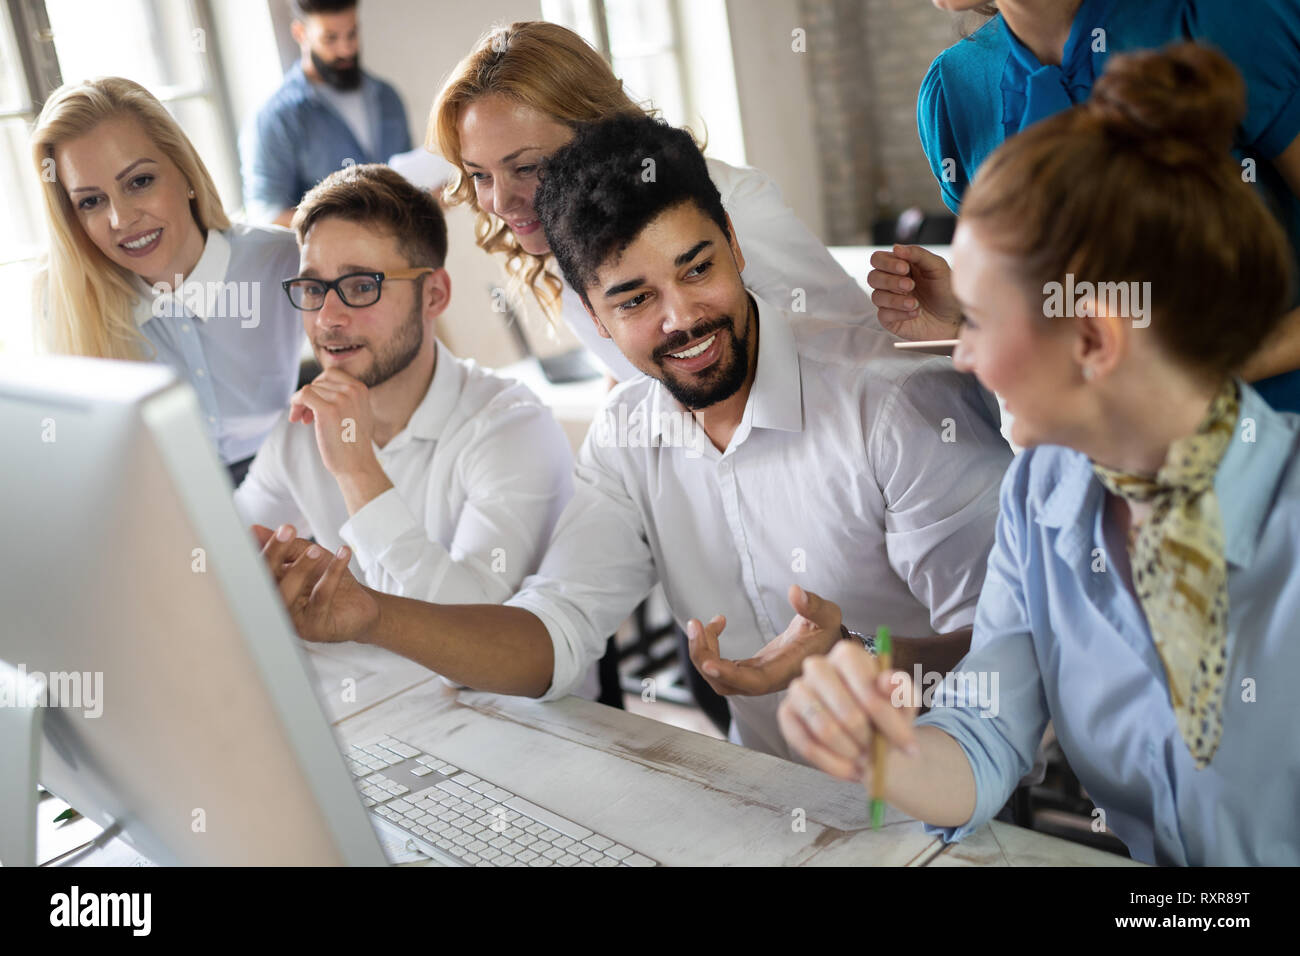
[
  {"x1": 338, "y1": 487, "x2": 422, "y2": 568},
  {"x1": 503, "y1": 590, "x2": 591, "y2": 702},
  {"x1": 914, "y1": 708, "x2": 998, "y2": 843}
]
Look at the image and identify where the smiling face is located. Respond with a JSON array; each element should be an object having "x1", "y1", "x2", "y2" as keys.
[
  {"x1": 950, "y1": 220, "x2": 1088, "y2": 449},
  {"x1": 55, "y1": 115, "x2": 205, "y2": 289},
  {"x1": 584, "y1": 201, "x2": 754, "y2": 409},
  {"x1": 457, "y1": 94, "x2": 575, "y2": 256},
  {"x1": 297, "y1": 217, "x2": 439, "y2": 388}
]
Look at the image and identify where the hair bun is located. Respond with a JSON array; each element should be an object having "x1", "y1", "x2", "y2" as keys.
[{"x1": 1088, "y1": 42, "x2": 1244, "y2": 170}]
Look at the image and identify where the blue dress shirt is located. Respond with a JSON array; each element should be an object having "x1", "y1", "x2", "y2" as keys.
[
  {"x1": 917, "y1": 0, "x2": 1300, "y2": 412},
  {"x1": 916, "y1": 383, "x2": 1300, "y2": 865},
  {"x1": 239, "y1": 63, "x2": 411, "y2": 221},
  {"x1": 133, "y1": 224, "x2": 305, "y2": 464}
]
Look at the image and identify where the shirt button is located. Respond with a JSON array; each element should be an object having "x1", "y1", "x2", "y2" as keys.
[
  {"x1": 182, "y1": 323, "x2": 192, "y2": 332},
  {"x1": 195, "y1": 368, "x2": 205, "y2": 377}
]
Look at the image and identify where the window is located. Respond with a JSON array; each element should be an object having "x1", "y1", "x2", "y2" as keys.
[
  {"x1": 542, "y1": 0, "x2": 745, "y2": 167},
  {"x1": 0, "y1": 0, "x2": 237, "y2": 355}
]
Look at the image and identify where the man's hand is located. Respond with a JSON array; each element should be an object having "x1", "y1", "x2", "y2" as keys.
[
  {"x1": 778, "y1": 640, "x2": 919, "y2": 784},
  {"x1": 289, "y1": 368, "x2": 393, "y2": 512},
  {"x1": 253, "y1": 523, "x2": 378, "y2": 644},
  {"x1": 867, "y1": 244, "x2": 962, "y2": 341},
  {"x1": 685, "y1": 585, "x2": 844, "y2": 697}
]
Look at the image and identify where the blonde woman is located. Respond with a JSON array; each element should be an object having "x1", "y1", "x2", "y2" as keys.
[
  {"x1": 32, "y1": 77, "x2": 304, "y2": 483},
  {"x1": 430, "y1": 20, "x2": 873, "y2": 381}
]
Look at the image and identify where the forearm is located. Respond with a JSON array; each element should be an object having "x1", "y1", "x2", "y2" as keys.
[
  {"x1": 891, "y1": 628, "x2": 972, "y2": 684},
  {"x1": 878, "y1": 724, "x2": 977, "y2": 828},
  {"x1": 362, "y1": 591, "x2": 555, "y2": 698}
]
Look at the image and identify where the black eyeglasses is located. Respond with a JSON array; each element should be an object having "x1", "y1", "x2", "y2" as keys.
[{"x1": 281, "y1": 269, "x2": 433, "y2": 311}]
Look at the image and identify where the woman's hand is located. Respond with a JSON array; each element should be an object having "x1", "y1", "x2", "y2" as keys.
[
  {"x1": 778, "y1": 640, "x2": 919, "y2": 785},
  {"x1": 867, "y1": 244, "x2": 962, "y2": 341}
]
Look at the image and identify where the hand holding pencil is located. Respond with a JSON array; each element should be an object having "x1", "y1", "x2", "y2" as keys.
[{"x1": 777, "y1": 635, "x2": 920, "y2": 815}]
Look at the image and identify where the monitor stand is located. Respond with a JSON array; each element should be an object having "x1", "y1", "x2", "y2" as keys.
[{"x1": 0, "y1": 659, "x2": 45, "y2": 867}]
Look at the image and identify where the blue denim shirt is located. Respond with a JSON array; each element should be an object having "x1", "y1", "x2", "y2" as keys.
[
  {"x1": 239, "y1": 63, "x2": 411, "y2": 221},
  {"x1": 916, "y1": 383, "x2": 1300, "y2": 865}
]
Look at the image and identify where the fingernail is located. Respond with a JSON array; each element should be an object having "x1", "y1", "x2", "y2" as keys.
[
  {"x1": 307, "y1": 545, "x2": 321, "y2": 559},
  {"x1": 336, "y1": 545, "x2": 350, "y2": 560},
  {"x1": 905, "y1": 298, "x2": 917, "y2": 309},
  {"x1": 901, "y1": 278, "x2": 913, "y2": 290},
  {"x1": 276, "y1": 525, "x2": 293, "y2": 541}
]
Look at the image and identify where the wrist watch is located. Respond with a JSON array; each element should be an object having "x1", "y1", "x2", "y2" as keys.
[{"x1": 840, "y1": 624, "x2": 876, "y2": 654}]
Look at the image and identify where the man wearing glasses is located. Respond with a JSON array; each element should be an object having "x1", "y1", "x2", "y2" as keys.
[{"x1": 234, "y1": 163, "x2": 573, "y2": 606}]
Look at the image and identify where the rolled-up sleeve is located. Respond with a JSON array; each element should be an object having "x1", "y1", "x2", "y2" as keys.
[
  {"x1": 505, "y1": 428, "x2": 657, "y2": 701},
  {"x1": 339, "y1": 399, "x2": 573, "y2": 604},
  {"x1": 240, "y1": 109, "x2": 300, "y2": 221},
  {"x1": 915, "y1": 451, "x2": 1051, "y2": 842},
  {"x1": 871, "y1": 362, "x2": 1012, "y2": 633}
]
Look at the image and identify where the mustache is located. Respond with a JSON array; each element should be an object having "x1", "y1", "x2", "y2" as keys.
[{"x1": 653, "y1": 317, "x2": 731, "y2": 361}]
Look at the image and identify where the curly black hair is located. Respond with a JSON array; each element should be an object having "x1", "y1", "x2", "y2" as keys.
[{"x1": 534, "y1": 114, "x2": 729, "y2": 308}]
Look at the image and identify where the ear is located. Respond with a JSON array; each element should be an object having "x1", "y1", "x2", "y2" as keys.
[
  {"x1": 1071, "y1": 300, "x2": 1126, "y2": 382},
  {"x1": 580, "y1": 293, "x2": 613, "y2": 340},
  {"x1": 291, "y1": 19, "x2": 306, "y2": 48},
  {"x1": 420, "y1": 268, "x2": 452, "y2": 323},
  {"x1": 724, "y1": 213, "x2": 745, "y2": 276}
]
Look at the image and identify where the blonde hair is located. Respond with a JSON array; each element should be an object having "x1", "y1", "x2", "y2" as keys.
[
  {"x1": 430, "y1": 21, "x2": 655, "y2": 320},
  {"x1": 31, "y1": 76, "x2": 229, "y2": 359}
]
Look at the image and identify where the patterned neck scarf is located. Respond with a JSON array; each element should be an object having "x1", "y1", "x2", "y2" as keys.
[{"x1": 1091, "y1": 379, "x2": 1240, "y2": 769}]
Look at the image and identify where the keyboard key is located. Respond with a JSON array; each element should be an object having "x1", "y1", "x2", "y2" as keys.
[
  {"x1": 389, "y1": 785, "x2": 409, "y2": 796},
  {"x1": 449, "y1": 845, "x2": 468, "y2": 858},
  {"x1": 516, "y1": 849, "x2": 539, "y2": 863},
  {"x1": 582, "y1": 835, "x2": 614, "y2": 852},
  {"x1": 604, "y1": 845, "x2": 633, "y2": 861},
  {"x1": 485, "y1": 787, "x2": 513, "y2": 803},
  {"x1": 516, "y1": 833, "x2": 538, "y2": 847},
  {"x1": 595, "y1": 857, "x2": 619, "y2": 867},
  {"x1": 502, "y1": 797, "x2": 593, "y2": 840},
  {"x1": 538, "y1": 828, "x2": 561, "y2": 843},
  {"x1": 411, "y1": 766, "x2": 435, "y2": 777},
  {"x1": 388, "y1": 799, "x2": 413, "y2": 813},
  {"x1": 473, "y1": 796, "x2": 497, "y2": 810},
  {"x1": 542, "y1": 846, "x2": 565, "y2": 861},
  {"x1": 389, "y1": 743, "x2": 419, "y2": 758},
  {"x1": 437, "y1": 763, "x2": 459, "y2": 775},
  {"x1": 552, "y1": 836, "x2": 575, "y2": 850},
  {"x1": 556, "y1": 854, "x2": 580, "y2": 867},
  {"x1": 416, "y1": 756, "x2": 440, "y2": 768},
  {"x1": 453, "y1": 833, "x2": 474, "y2": 847},
  {"x1": 469, "y1": 780, "x2": 493, "y2": 794},
  {"x1": 436, "y1": 781, "x2": 473, "y2": 799},
  {"x1": 402, "y1": 807, "x2": 425, "y2": 820},
  {"x1": 528, "y1": 857, "x2": 553, "y2": 867},
  {"x1": 467, "y1": 840, "x2": 488, "y2": 854},
  {"x1": 465, "y1": 824, "x2": 486, "y2": 837},
  {"x1": 580, "y1": 849, "x2": 603, "y2": 863},
  {"x1": 624, "y1": 853, "x2": 656, "y2": 867},
  {"x1": 412, "y1": 826, "x2": 428, "y2": 836},
  {"x1": 399, "y1": 819, "x2": 417, "y2": 830},
  {"x1": 480, "y1": 847, "x2": 502, "y2": 861},
  {"x1": 450, "y1": 773, "x2": 480, "y2": 787},
  {"x1": 525, "y1": 822, "x2": 546, "y2": 836},
  {"x1": 418, "y1": 814, "x2": 439, "y2": 826},
  {"x1": 504, "y1": 826, "x2": 524, "y2": 840}
]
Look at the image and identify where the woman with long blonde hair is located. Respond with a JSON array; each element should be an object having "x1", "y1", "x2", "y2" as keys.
[
  {"x1": 32, "y1": 77, "x2": 304, "y2": 483},
  {"x1": 430, "y1": 20, "x2": 873, "y2": 381}
]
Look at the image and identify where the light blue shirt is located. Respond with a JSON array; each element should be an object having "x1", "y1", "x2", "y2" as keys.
[
  {"x1": 917, "y1": 383, "x2": 1300, "y2": 865},
  {"x1": 132, "y1": 224, "x2": 305, "y2": 464}
]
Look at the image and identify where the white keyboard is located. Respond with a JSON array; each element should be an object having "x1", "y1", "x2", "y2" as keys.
[{"x1": 345, "y1": 736, "x2": 659, "y2": 867}]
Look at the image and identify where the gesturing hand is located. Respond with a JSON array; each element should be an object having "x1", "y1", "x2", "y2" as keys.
[
  {"x1": 289, "y1": 368, "x2": 379, "y2": 480},
  {"x1": 686, "y1": 585, "x2": 844, "y2": 697},
  {"x1": 866, "y1": 244, "x2": 962, "y2": 341},
  {"x1": 253, "y1": 523, "x2": 378, "y2": 644}
]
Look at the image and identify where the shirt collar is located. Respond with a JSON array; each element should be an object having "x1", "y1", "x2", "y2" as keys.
[
  {"x1": 396, "y1": 339, "x2": 464, "y2": 445},
  {"x1": 1038, "y1": 380, "x2": 1298, "y2": 569},
  {"x1": 646, "y1": 292, "x2": 804, "y2": 445},
  {"x1": 132, "y1": 228, "x2": 232, "y2": 326}
]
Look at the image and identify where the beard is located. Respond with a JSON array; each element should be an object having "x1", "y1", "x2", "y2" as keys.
[
  {"x1": 652, "y1": 303, "x2": 753, "y2": 410},
  {"x1": 318, "y1": 293, "x2": 423, "y2": 388},
  {"x1": 311, "y1": 49, "x2": 362, "y2": 91}
]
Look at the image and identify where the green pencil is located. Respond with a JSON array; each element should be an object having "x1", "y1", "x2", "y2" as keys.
[{"x1": 870, "y1": 626, "x2": 892, "y2": 830}]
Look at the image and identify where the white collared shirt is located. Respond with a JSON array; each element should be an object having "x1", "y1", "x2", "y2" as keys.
[
  {"x1": 233, "y1": 340, "x2": 574, "y2": 604},
  {"x1": 507, "y1": 295, "x2": 1012, "y2": 760},
  {"x1": 132, "y1": 223, "x2": 304, "y2": 464},
  {"x1": 560, "y1": 157, "x2": 877, "y2": 380}
]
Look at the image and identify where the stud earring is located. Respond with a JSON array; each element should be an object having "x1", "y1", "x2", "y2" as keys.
[
  {"x1": 1082, "y1": 366, "x2": 1094, "y2": 381},
  {"x1": 188, "y1": 188, "x2": 196, "y2": 199}
]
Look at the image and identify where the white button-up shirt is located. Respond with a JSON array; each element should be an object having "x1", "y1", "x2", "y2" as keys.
[
  {"x1": 132, "y1": 223, "x2": 304, "y2": 464},
  {"x1": 508, "y1": 296, "x2": 1012, "y2": 759},
  {"x1": 562, "y1": 158, "x2": 877, "y2": 380},
  {"x1": 234, "y1": 340, "x2": 574, "y2": 603}
]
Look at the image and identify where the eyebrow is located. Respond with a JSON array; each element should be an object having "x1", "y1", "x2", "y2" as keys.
[
  {"x1": 462, "y1": 146, "x2": 542, "y2": 168},
  {"x1": 602, "y1": 240, "x2": 713, "y2": 299},
  {"x1": 68, "y1": 157, "x2": 157, "y2": 194},
  {"x1": 298, "y1": 264, "x2": 380, "y2": 278}
]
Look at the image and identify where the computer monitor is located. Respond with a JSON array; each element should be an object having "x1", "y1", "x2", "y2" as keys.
[{"x1": 0, "y1": 355, "x2": 387, "y2": 865}]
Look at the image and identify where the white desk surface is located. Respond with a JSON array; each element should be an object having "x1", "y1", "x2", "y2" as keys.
[{"x1": 38, "y1": 640, "x2": 1133, "y2": 867}]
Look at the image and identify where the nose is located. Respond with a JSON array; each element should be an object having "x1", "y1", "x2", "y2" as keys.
[
  {"x1": 315, "y1": 286, "x2": 351, "y2": 331},
  {"x1": 659, "y1": 286, "x2": 699, "y2": 339},
  {"x1": 494, "y1": 179, "x2": 529, "y2": 219}
]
